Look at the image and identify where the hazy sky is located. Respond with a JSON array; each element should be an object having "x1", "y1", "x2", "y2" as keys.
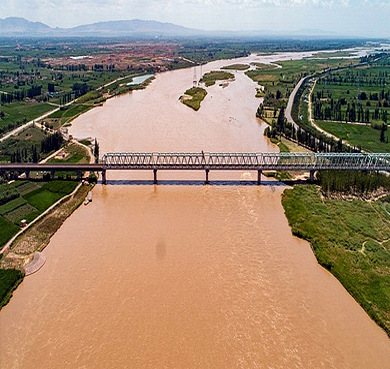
[{"x1": 1, "y1": 0, "x2": 389, "y2": 37}]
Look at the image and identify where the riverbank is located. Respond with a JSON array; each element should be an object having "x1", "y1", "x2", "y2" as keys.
[
  {"x1": 0, "y1": 268, "x2": 23, "y2": 309},
  {"x1": 282, "y1": 185, "x2": 390, "y2": 337},
  {"x1": 0, "y1": 181, "x2": 93, "y2": 308}
]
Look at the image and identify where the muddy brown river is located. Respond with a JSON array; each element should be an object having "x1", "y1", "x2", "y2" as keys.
[{"x1": 1, "y1": 53, "x2": 390, "y2": 368}]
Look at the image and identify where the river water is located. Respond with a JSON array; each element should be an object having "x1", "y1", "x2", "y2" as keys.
[{"x1": 1, "y1": 52, "x2": 390, "y2": 368}]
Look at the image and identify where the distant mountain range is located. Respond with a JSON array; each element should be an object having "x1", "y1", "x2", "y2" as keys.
[
  {"x1": 0, "y1": 17, "x2": 205, "y2": 38},
  {"x1": 0, "y1": 17, "x2": 352, "y2": 39}
]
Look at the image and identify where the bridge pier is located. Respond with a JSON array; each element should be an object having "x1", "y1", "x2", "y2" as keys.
[
  {"x1": 51, "y1": 170, "x2": 55, "y2": 180},
  {"x1": 257, "y1": 170, "x2": 262, "y2": 185},
  {"x1": 153, "y1": 169, "x2": 157, "y2": 184},
  {"x1": 205, "y1": 169, "x2": 210, "y2": 184},
  {"x1": 310, "y1": 170, "x2": 315, "y2": 183},
  {"x1": 25, "y1": 170, "x2": 30, "y2": 180},
  {"x1": 101, "y1": 169, "x2": 106, "y2": 185},
  {"x1": 77, "y1": 170, "x2": 82, "y2": 180}
]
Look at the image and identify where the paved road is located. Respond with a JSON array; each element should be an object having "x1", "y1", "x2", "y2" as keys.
[{"x1": 285, "y1": 76, "x2": 306, "y2": 130}]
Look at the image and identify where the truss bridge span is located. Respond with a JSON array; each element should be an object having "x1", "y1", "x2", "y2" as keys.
[
  {"x1": 1, "y1": 152, "x2": 389, "y2": 184},
  {"x1": 101, "y1": 152, "x2": 390, "y2": 184}
]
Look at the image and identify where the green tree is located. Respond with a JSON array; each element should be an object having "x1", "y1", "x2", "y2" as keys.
[
  {"x1": 380, "y1": 124, "x2": 387, "y2": 143},
  {"x1": 94, "y1": 139, "x2": 99, "y2": 163}
]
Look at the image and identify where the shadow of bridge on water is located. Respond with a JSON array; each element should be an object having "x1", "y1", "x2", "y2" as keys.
[{"x1": 99, "y1": 179, "x2": 309, "y2": 187}]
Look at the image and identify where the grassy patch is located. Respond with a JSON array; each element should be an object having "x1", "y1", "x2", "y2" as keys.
[
  {"x1": 0, "y1": 216, "x2": 20, "y2": 247},
  {"x1": 0, "y1": 102, "x2": 54, "y2": 134},
  {"x1": 76, "y1": 90, "x2": 105, "y2": 104},
  {"x1": 47, "y1": 104, "x2": 93, "y2": 126},
  {"x1": 23, "y1": 189, "x2": 63, "y2": 213},
  {"x1": 79, "y1": 139, "x2": 92, "y2": 146},
  {"x1": 0, "y1": 197, "x2": 26, "y2": 215},
  {"x1": 23, "y1": 181, "x2": 78, "y2": 213},
  {"x1": 277, "y1": 141, "x2": 290, "y2": 153},
  {"x1": 0, "y1": 269, "x2": 24, "y2": 309},
  {"x1": 4, "y1": 203, "x2": 39, "y2": 224},
  {"x1": 181, "y1": 87, "x2": 207, "y2": 111},
  {"x1": 48, "y1": 143, "x2": 90, "y2": 164},
  {"x1": 0, "y1": 183, "x2": 19, "y2": 205},
  {"x1": 200, "y1": 71, "x2": 234, "y2": 87},
  {"x1": 221, "y1": 64, "x2": 249, "y2": 70},
  {"x1": 282, "y1": 185, "x2": 390, "y2": 336},
  {"x1": 15, "y1": 181, "x2": 43, "y2": 196},
  {"x1": 315, "y1": 121, "x2": 390, "y2": 153}
]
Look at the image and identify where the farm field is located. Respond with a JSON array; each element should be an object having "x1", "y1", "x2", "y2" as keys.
[
  {"x1": 312, "y1": 66, "x2": 390, "y2": 125},
  {"x1": 246, "y1": 57, "x2": 359, "y2": 114},
  {"x1": 0, "y1": 180, "x2": 78, "y2": 248},
  {"x1": 315, "y1": 121, "x2": 390, "y2": 152}
]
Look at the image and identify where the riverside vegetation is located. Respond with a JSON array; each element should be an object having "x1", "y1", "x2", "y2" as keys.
[
  {"x1": 0, "y1": 180, "x2": 93, "y2": 308},
  {"x1": 282, "y1": 171, "x2": 390, "y2": 337},
  {"x1": 0, "y1": 179, "x2": 88, "y2": 309},
  {"x1": 249, "y1": 57, "x2": 364, "y2": 153},
  {"x1": 0, "y1": 133, "x2": 92, "y2": 309},
  {"x1": 256, "y1": 53, "x2": 390, "y2": 336},
  {"x1": 262, "y1": 53, "x2": 390, "y2": 153},
  {"x1": 0, "y1": 268, "x2": 23, "y2": 309}
]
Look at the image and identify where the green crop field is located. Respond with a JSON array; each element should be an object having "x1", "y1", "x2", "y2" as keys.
[
  {"x1": 0, "y1": 102, "x2": 54, "y2": 131},
  {"x1": 0, "y1": 197, "x2": 26, "y2": 215},
  {"x1": 0, "y1": 216, "x2": 19, "y2": 247},
  {"x1": 4, "y1": 203, "x2": 39, "y2": 223},
  {"x1": 0, "y1": 180, "x2": 79, "y2": 248},
  {"x1": 316, "y1": 121, "x2": 390, "y2": 152},
  {"x1": 24, "y1": 181, "x2": 78, "y2": 212},
  {"x1": 312, "y1": 66, "x2": 390, "y2": 124},
  {"x1": 246, "y1": 58, "x2": 359, "y2": 113},
  {"x1": 15, "y1": 181, "x2": 43, "y2": 196}
]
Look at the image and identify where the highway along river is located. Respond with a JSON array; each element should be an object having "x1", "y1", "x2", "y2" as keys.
[{"x1": 1, "y1": 52, "x2": 390, "y2": 368}]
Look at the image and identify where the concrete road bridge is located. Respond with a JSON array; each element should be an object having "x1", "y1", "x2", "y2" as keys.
[{"x1": 1, "y1": 152, "x2": 389, "y2": 184}]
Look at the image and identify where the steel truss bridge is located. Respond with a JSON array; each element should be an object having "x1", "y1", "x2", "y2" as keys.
[{"x1": 1, "y1": 152, "x2": 389, "y2": 184}]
